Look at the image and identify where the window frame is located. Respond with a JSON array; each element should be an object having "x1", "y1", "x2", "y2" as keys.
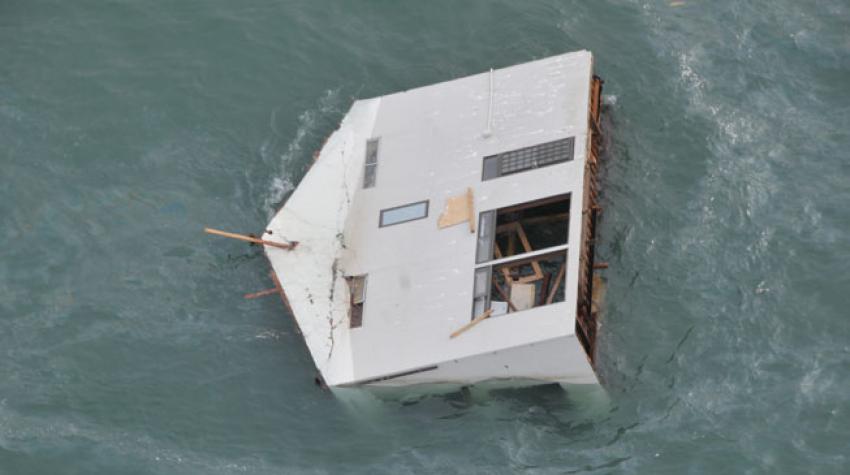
[
  {"x1": 470, "y1": 194, "x2": 572, "y2": 319},
  {"x1": 481, "y1": 137, "x2": 575, "y2": 181},
  {"x1": 379, "y1": 200, "x2": 430, "y2": 228},
  {"x1": 474, "y1": 193, "x2": 571, "y2": 265},
  {"x1": 363, "y1": 138, "x2": 379, "y2": 189}
]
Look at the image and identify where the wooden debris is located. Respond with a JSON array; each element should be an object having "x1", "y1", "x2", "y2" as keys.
[
  {"x1": 538, "y1": 272, "x2": 552, "y2": 307},
  {"x1": 495, "y1": 222, "x2": 543, "y2": 283},
  {"x1": 491, "y1": 277, "x2": 519, "y2": 313},
  {"x1": 593, "y1": 262, "x2": 609, "y2": 269},
  {"x1": 450, "y1": 309, "x2": 493, "y2": 339},
  {"x1": 466, "y1": 187, "x2": 476, "y2": 234},
  {"x1": 204, "y1": 227, "x2": 298, "y2": 250},
  {"x1": 437, "y1": 188, "x2": 476, "y2": 231},
  {"x1": 546, "y1": 263, "x2": 566, "y2": 305},
  {"x1": 244, "y1": 288, "x2": 279, "y2": 299},
  {"x1": 268, "y1": 270, "x2": 295, "y2": 320}
]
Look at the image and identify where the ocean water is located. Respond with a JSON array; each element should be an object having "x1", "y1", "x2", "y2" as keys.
[{"x1": 2, "y1": 0, "x2": 850, "y2": 473}]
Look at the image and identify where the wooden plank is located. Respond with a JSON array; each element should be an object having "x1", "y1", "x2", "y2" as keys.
[
  {"x1": 493, "y1": 245, "x2": 513, "y2": 282},
  {"x1": 438, "y1": 193, "x2": 470, "y2": 229},
  {"x1": 466, "y1": 187, "x2": 476, "y2": 234},
  {"x1": 244, "y1": 288, "x2": 279, "y2": 299},
  {"x1": 538, "y1": 272, "x2": 552, "y2": 306},
  {"x1": 546, "y1": 263, "x2": 566, "y2": 305},
  {"x1": 450, "y1": 309, "x2": 493, "y2": 339},
  {"x1": 204, "y1": 228, "x2": 297, "y2": 250},
  {"x1": 514, "y1": 223, "x2": 544, "y2": 281}
]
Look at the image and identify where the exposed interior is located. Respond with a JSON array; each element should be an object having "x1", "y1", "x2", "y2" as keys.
[
  {"x1": 574, "y1": 74, "x2": 605, "y2": 364},
  {"x1": 473, "y1": 194, "x2": 570, "y2": 318},
  {"x1": 492, "y1": 195, "x2": 569, "y2": 261}
]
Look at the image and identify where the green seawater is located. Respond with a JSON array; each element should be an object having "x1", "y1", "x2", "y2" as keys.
[{"x1": 2, "y1": 1, "x2": 850, "y2": 473}]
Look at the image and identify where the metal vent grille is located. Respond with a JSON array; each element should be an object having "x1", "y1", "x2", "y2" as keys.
[{"x1": 482, "y1": 137, "x2": 575, "y2": 180}]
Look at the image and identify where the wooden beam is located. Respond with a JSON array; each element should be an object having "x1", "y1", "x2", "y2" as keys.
[
  {"x1": 514, "y1": 223, "x2": 544, "y2": 281},
  {"x1": 538, "y1": 272, "x2": 552, "y2": 307},
  {"x1": 546, "y1": 263, "x2": 566, "y2": 305},
  {"x1": 495, "y1": 213, "x2": 569, "y2": 233},
  {"x1": 205, "y1": 227, "x2": 298, "y2": 250},
  {"x1": 450, "y1": 309, "x2": 493, "y2": 339},
  {"x1": 466, "y1": 187, "x2": 476, "y2": 234},
  {"x1": 593, "y1": 262, "x2": 609, "y2": 270},
  {"x1": 493, "y1": 245, "x2": 513, "y2": 282},
  {"x1": 244, "y1": 288, "x2": 279, "y2": 299}
]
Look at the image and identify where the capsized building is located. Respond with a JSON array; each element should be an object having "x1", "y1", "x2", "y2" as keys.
[{"x1": 264, "y1": 50, "x2": 606, "y2": 389}]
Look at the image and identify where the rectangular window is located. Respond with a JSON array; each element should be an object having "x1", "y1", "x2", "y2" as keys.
[
  {"x1": 482, "y1": 137, "x2": 575, "y2": 180},
  {"x1": 475, "y1": 210, "x2": 497, "y2": 264},
  {"x1": 363, "y1": 139, "x2": 379, "y2": 188},
  {"x1": 470, "y1": 194, "x2": 571, "y2": 319},
  {"x1": 472, "y1": 267, "x2": 492, "y2": 318},
  {"x1": 379, "y1": 200, "x2": 429, "y2": 227},
  {"x1": 347, "y1": 275, "x2": 367, "y2": 328}
]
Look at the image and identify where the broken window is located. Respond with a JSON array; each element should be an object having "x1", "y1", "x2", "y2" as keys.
[
  {"x1": 363, "y1": 139, "x2": 379, "y2": 188},
  {"x1": 481, "y1": 137, "x2": 575, "y2": 180},
  {"x1": 475, "y1": 194, "x2": 569, "y2": 263},
  {"x1": 484, "y1": 251, "x2": 567, "y2": 317},
  {"x1": 347, "y1": 275, "x2": 367, "y2": 328},
  {"x1": 379, "y1": 200, "x2": 429, "y2": 227},
  {"x1": 471, "y1": 194, "x2": 570, "y2": 318}
]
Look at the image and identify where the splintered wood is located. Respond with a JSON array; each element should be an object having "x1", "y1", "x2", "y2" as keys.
[
  {"x1": 244, "y1": 288, "x2": 279, "y2": 299},
  {"x1": 204, "y1": 227, "x2": 298, "y2": 250},
  {"x1": 438, "y1": 187, "x2": 476, "y2": 233},
  {"x1": 450, "y1": 309, "x2": 494, "y2": 339}
]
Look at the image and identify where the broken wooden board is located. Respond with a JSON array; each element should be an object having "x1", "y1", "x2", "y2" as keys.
[
  {"x1": 510, "y1": 283, "x2": 536, "y2": 311},
  {"x1": 450, "y1": 309, "x2": 494, "y2": 339},
  {"x1": 438, "y1": 187, "x2": 475, "y2": 231}
]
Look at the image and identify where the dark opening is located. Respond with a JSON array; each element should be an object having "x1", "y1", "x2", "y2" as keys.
[
  {"x1": 347, "y1": 275, "x2": 366, "y2": 328},
  {"x1": 476, "y1": 194, "x2": 570, "y2": 264}
]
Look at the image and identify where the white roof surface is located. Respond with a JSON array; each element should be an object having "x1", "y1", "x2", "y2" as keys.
[{"x1": 266, "y1": 50, "x2": 594, "y2": 386}]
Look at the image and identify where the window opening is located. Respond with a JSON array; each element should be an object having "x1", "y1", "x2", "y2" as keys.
[
  {"x1": 475, "y1": 194, "x2": 569, "y2": 263},
  {"x1": 472, "y1": 251, "x2": 568, "y2": 318},
  {"x1": 347, "y1": 275, "x2": 367, "y2": 328},
  {"x1": 471, "y1": 194, "x2": 570, "y2": 319}
]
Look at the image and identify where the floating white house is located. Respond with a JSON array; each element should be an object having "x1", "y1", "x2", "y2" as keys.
[{"x1": 264, "y1": 50, "x2": 605, "y2": 389}]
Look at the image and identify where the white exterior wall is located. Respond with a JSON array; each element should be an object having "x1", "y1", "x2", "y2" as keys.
[{"x1": 365, "y1": 335, "x2": 596, "y2": 387}]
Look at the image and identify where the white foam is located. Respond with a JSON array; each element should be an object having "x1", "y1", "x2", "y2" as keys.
[{"x1": 263, "y1": 89, "x2": 341, "y2": 218}]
